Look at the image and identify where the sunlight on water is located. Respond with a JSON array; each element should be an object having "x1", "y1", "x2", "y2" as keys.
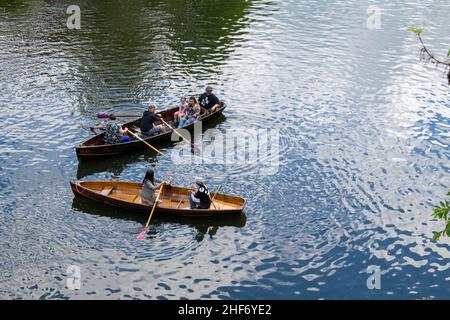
[{"x1": 0, "y1": 0, "x2": 449, "y2": 299}]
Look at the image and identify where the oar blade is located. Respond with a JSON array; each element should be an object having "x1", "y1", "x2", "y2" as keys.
[
  {"x1": 192, "y1": 144, "x2": 202, "y2": 153},
  {"x1": 97, "y1": 113, "x2": 110, "y2": 119},
  {"x1": 136, "y1": 227, "x2": 149, "y2": 240}
]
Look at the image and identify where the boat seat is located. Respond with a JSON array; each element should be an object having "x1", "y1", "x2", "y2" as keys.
[{"x1": 100, "y1": 186, "x2": 114, "y2": 196}]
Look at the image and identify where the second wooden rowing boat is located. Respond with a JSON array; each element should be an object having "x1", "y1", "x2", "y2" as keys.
[{"x1": 76, "y1": 102, "x2": 226, "y2": 159}]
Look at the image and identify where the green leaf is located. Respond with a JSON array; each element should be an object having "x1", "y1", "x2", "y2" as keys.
[
  {"x1": 431, "y1": 190, "x2": 450, "y2": 241},
  {"x1": 407, "y1": 27, "x2": 424, "y2": 35},
  {"x1": 432, "y1": 231, "x2": 443, "y2": 241},
  {"x1": 447, "y1": 49, "x2": 450, "y2": 57}
]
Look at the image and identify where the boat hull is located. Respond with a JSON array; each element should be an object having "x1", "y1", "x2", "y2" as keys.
[
  {"x1": 76, "y1": 104, "x2": 226, "y2": 159},
  {"x1": 70, "y1": 180, "x2": 245, "y2": 217}
]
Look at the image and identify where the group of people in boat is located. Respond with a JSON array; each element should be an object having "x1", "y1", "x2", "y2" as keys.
[
  {"x1": 172, "y1": 86, "x2": 221, "y2": 127},
  {"x1": 141, "y1": 169, "x2": 212, "y2": 210},
  {"x1": 90, "y1": 86, "x2": 220, "y2": 210},
  {"x1": 98, "y1": 86, "x2": 221, "y2": 144}
]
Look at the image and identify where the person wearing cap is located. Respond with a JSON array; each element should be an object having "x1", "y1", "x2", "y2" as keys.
[
  {"x1": 189, "y1": 177, "x2": 211, "y2": 209},
  {"x1": 140, "y1": 104, "x2": 165, "y2": 137},
  {"x1": 198, "y1": 86, "x2": 220, "y2": 114}
]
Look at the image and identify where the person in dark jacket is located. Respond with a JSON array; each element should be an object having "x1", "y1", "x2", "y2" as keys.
[
  {"x1": 198, "y1": 86, "x2": 220, "y2": 114},
  {"x1": 140, "y1": 104, "x2": 165, "y2": 137},
  {"x1": 189, "y1": 177, "x2": 211, "y2": 209}
]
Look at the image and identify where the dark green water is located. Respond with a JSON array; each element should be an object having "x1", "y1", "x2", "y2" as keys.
[{"x1": 0, "y1": 0, "x2": 449, "y2": 299}]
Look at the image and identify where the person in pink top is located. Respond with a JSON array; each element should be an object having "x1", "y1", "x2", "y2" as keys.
[{"x1": 173, "y1": 96, "x2": 188, "y2": 123}]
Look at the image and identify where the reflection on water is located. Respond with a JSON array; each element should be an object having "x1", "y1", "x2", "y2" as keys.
[
  {"x1": 71, "y1": 197, "x2": 247, "y2": 242},
  {"x1": 0, "y1": 0, "x2": 449, "y2": 299}
]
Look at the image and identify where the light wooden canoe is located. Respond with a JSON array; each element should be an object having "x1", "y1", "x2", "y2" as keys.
[
  {"x1": 70, "y1": 180, "x2": 246, "y2": 217},
  {"x1": 76, "y1": 103, "x2": 226, "y2": 159}
]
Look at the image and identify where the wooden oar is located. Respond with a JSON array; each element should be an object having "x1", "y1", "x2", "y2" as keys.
[
  {"x1": 160, "y1": 118, "x2": 200, "y2": 151},
  {"x1": 210, "y1": 185, "x2": 222, "y2": 210},
  {"x1": 127, "y1": 130, "x2": 164, "y2": 155},
  {"x1": 97, "y1": 113, "x2": 140, "y2": 119},
  {"x1": 79, "y1": 124, "x2": 100, "y2": 134},
  {"x1": 137, "y1": 184, "x2": 164, "y2": 240}
]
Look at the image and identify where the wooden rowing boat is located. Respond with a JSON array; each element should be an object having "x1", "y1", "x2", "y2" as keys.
[
  {"x1": 76, "y1": 102, "x2": 226, "y2": 159},
  {"x1": 71, "y1": 196, "x2": 247, "y2": 229},
  {"x1": 70, "y1": 180, "x2": 246, "y2": 217}
]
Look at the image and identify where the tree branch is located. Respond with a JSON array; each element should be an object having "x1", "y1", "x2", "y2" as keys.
[
  {"x1": 417, "y1": 33, "x2": 450, "y2": 67},
  {"x1": 408, "y1": 28, "x2": 450, "y2": 85}
]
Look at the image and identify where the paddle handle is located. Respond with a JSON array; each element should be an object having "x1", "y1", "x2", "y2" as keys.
[
  {"x1": 144, "y1": 184, "x2": 164, "y2": 228},
  {"x1": 128, "y1": 130, "x2": 164, "y2": 155},
  {"x1": 113, "y1": 114, "x2": 140, "y2": 118},
  {"x1": 210, "y1": 185, "x2": 222, "y2": 210},
  {"x1": 160, "y1": 118, "x2": 191, "y2": 145},
  {"x1": 97, "y1": 113, "x2": 140, "y2": 119},
  {"x1": 211, "y1": 185, "x2": 222, "y2": 202}
]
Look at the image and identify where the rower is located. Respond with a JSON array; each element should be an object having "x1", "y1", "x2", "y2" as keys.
[
  {"x1": 91, "y1": 119, "x2": 131, "y2": 144},
  {"x1": 189, "y1": 177, "x2": 211, "y2": 209},
  {"x1": 140, "y1": 104, "x2": 166, "y2": 137},
  {"x1": 141, "y1": 169, "x2": 164, "y2": 204}
]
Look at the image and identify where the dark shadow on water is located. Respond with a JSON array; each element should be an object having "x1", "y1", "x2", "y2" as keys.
[
  {"x1": 76, "y1": 152, "x2": 155, "y2": 179},
  {"x1": 0, "y1": 0, "x2": 28, "y2": 12},
  {"x1": 71, "y1": 196, "x2": 247, "y2": 242}
]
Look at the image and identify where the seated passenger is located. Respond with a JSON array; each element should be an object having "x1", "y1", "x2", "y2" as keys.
[
  {"x1": 178, "y1": 96, "x2": 200, "y2": 128},
  {"x1": 173, "y1": 96, "x2": 188, "y2": 123},
  {"x1": 104, "y1": 120, "x2": 131, "y2": 144},
  {"x1": 198, "y1": 86, "x2": 220, "y2": 114},
  {"x1": 189, "y1": 177, "x2": 211, "y2": 209},
  {"x1": 140, "y1": 104, "x2": 165, "y2": 137}
]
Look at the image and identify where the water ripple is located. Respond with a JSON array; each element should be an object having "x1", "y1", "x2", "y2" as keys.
[{"x1": 0, "y1": 0, "x2": 449, "y2": 299}]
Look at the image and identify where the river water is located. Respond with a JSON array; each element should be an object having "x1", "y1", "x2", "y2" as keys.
[{"x1": 0, "y1": 0, "x2": 449, "y2": 299}]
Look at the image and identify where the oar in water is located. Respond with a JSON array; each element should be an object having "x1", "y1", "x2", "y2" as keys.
[
  {"x1": 127, "y1": 130, "x2": 164, "y2": 155},
  {"x1": 137, "y1": 184, "x2": 164, "y2": 240},
  {"x1": 160, "y1": 118, "x2": 200, "y2": 152},
  {"x1": 78, "y1": 124, "x2": 100, "y2": 134},
  {"x1": 97, "y1": 113, "x2": 140, "y2": 120},
  {"x1": 210, "y1": 185, "x2": 222, "y2": 210}
]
